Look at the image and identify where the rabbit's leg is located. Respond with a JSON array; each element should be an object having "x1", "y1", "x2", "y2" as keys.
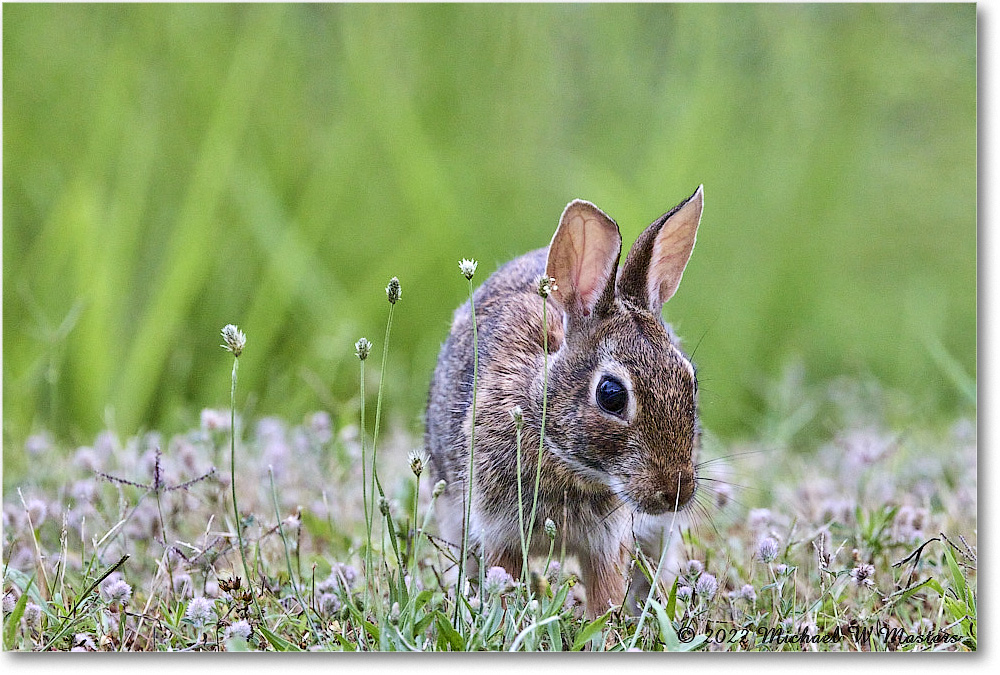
[
  {"x1": 579, "y1": 547, "x2": 629, "y2": 619},
  {"x1": 484, "y1": 543, "x2": 523, "y2": 580}
]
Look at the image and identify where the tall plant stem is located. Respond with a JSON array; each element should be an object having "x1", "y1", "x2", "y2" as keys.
[
  {"x1": 229, "y1": 357, "x2": 263, "y2": 620},
  {"x1": 455, "y1": 279, "x2": 479, "y2": 625},
  {"x1": 525, "y1": 296, "x2": 549, "y2": 557},
  {"x1": 515, "y1": 420, "x2": 528, "y2": 586},
  {"x1": 370, "y1": 304, "x2": 404, "y2": 600},
  {"x1": 230, "y1": 358, "x2": 250, "y2": 580},
  {"x1": 360, "y1": 358, "x2": 373, "y2": 609}
]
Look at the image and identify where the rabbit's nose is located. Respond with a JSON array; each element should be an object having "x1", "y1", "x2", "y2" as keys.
[{"x1": 652, "y1": 472, "x2": 695, "y2": 511}]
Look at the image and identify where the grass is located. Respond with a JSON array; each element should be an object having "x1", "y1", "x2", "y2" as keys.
[
  {"x1": 1, "y1": 272, "x2": 977, "y2": 651},
  {"x1": 2, "y1": 3, "x2": 977, "y2": 450}
]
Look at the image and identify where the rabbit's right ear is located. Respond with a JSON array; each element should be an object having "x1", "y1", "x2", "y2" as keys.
[{"x1": 545, "y1": 200, "x2": 622, "y2": 326}]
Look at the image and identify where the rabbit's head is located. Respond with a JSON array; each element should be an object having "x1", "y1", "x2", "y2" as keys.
[{"x1": 542, "y1": 187, "x2": 704, "y2": 515}]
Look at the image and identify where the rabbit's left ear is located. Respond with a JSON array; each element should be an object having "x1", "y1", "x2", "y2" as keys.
[{"x1": 618, "y1": 185, "x2": 703, "y2": 313}]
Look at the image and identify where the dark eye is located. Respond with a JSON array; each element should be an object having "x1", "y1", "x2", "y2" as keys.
[{"x1": 596, "y1": 376, "x2": 628, "y2": 416}]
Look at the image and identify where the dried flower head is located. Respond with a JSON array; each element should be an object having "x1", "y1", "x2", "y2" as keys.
[
  {"x1": 386, "y1": 276, "x2": 402, "y2": 304},
  {"x1": 757, "y1": 537, "x2": 779, "y2": 563},
  {"x1": 220, "y1": 324, "x2": 246, "y2": 357},
  {"x1": 355, "y1": 337, "x2": 372, "y2": 361},
  {"x1": 483, "y1": 566, "x2": 515, "y2": 596},
  {"x1": 433, "y1": 479, "x2": 447, "y2": 498},
  {"x1": 459, "y1": 258, "x2": 479, "y2": 280},
  {"x1": 378, "y1": 496, "x2": 390, "y2": 517},
  {"x1": 537, "y1": 275, "x2": 557, "y2": 298},
  {"x1": 850, "y1": 563, "x2": 876, "y2": 589},
  {"x1": 509, "y1": 406, "x2": 524, "y2": 426},
  {"x1": 24, "y1": 602, "x2": 41, "y2": 625},
  {"x1": 408, "y1": 448, "x2": 428, "y2": 477}
]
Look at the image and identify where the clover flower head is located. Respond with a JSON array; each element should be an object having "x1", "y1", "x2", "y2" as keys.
[
  {"x1": 483, "y1": 566, "x2": 515, "y2": 596},
  {"x1": 185, "y1": 596, "x2": 216, "y2": 627},
  {"x1": 757, "y1": 536, "x2": 779, "y2": 563},
  {"x1": 685, "y1": 559, "x2": 704, "y2": 577},
  {"x1": 102, "y1": 579, "x2": 132, "y2": 605},
  {"x1": 695, "y1": 572, "x2": 718, "y2": 599},
  {"x1": 225, "y1": 619, "x2": 252, "y2": 641}
]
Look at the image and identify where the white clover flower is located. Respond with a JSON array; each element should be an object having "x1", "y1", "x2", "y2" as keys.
[
  {"x1": 544, "y1": 518, "x2": 557, "y2": 539},
  {"x1": 24, "y1": 602, "x2": 41, "y2": 625},
  {"x1": 318, "y1": 592, "x2": 342, "y2": 616},
  {"x1": 185, "y1": 596, "x2": 216, "y2": 627},
  {"x1": 200, "y1": 408, "x2": 232, "y2": 433},
  {"x1": 676, "y1": 585, "x2": 692, "y2": 601},
  {"x1": 459, "y1": 258, "x2": 478, "y2": 280},
  {"x1": 695, "y1": 572, "x2": 718, "y2": 599},
  {"x1": 685, "y1": 559, "x2": 704, "y2": 577},
  {"x1": 220, "y1": 324, "x2": 246, "y2": 357},
  {"x1": 225, "y1": 619, "x2": 252, "y2": 641},
  {"x1": 102, "y1": 579, "x2": 132, "y2": 606},
  {"x1": 757, "y1": 537, "x2": 779, "y2": 563},
  {"x1": 483, "y1": 566, "x2": 515, "y2": 596}
]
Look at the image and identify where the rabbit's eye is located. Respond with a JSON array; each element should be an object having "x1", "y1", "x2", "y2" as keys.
[{"x1": 596, "y1": 376, "x2": 628, "y2": 416}]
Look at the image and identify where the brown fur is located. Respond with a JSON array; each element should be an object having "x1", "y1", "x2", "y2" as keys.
[{"x1": 425, "y1": 188, "x2": 704, "y2": 618}]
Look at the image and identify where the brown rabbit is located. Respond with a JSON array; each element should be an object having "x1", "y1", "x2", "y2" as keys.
[{"x1": 425, "y1": 187, "x2": 704, "y2": 618}]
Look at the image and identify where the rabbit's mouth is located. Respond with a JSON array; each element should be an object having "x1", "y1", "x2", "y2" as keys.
[{"x1": 629, "y1": 471, "x2": 696, "y2": 515}]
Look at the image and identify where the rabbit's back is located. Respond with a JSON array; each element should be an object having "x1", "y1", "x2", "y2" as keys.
[{"x1": 425, "y1": 247, "x2": 555, "y2": 489}]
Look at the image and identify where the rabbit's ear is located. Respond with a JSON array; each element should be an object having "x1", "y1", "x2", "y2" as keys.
[
  {"x1": 618, "y1": 185, "x2": 703, "y2": 313},
  {"x1": 546, "y1": 200, "x2": 622, "y2": 324}
]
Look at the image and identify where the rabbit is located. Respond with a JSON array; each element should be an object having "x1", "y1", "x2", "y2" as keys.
[{"x1": 425, "y1": 186, "x2": 704, "y2": 618}]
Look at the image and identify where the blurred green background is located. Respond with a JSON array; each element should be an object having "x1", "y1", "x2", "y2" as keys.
[{"x1": 3, "y1": 4, "x2": 976, "y2": 457}]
